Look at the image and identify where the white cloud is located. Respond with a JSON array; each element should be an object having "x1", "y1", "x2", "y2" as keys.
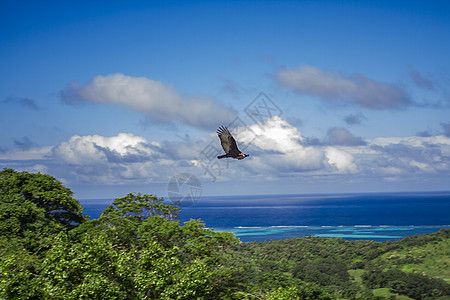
[
  {"x1": 275, "y1": 65, "x2": 410, "y2": 109},
  {"x1": 238, "y1": 116, "x2": 304, "y2": 153},
  {"x1": 52, "y1": 133, "x2": 156, "y2": 165},
  {"x1": 0, "y1": 146, "x2": 52, "y2": 160},
  {"x1": 1, "y1": 121, "x2": 450, "y2": 189},
  {"x1": 60, "y1": 73, "x2": 236, "y2": 129},
  {"x1": 48, "y1": 133, "x2": 190, "y2": 184},
  {"x1": 227, "y1": 117, "x2": 450, "y2": 181},
  {"x1": 231, "y1": 116, "x2": 352, "y2": 174},
  {"x1": 366, "y1": 135, "x2": 450, "y2": 175},
  {"x1": 325, "y1": 147, "x2": 357, "y2": 173}
]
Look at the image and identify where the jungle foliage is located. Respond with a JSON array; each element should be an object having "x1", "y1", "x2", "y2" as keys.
[{"x1": 1, "y1": 169, "x2": 449, "y2": 299}]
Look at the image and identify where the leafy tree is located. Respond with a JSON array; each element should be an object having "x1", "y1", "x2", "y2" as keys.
[
  {"x1": 0, "y1": 169, "x2": 86, "y2": 299},
  {"x1": 101, "y1": 192, "x2": 180, "y2": 220},
  {"x1": 2, "y1": 169, "x2": 450, "y2": 299},
  {"x1": 0, "y1": 168, "x2": 85, "y2": 252},
  {"x1": 41, "y1": 232, "x2": 132, "y2": 299},
  {"x1": 362, "y1": 268, "x2": 450, "y2": 298},
  {"x1": 293, "y1": 257, "x2": 350, "y2": 286},
  {"x1": 80, "y1": 193, "x2": 237, "y2": 255},
  {"x1": 2, "y1": 188, "x2": 240, "y2": 299},
  {"x1": 37, "y1": 192, "x2": 239, "y2": 299},
  {"x1": 0, "y1": 238, "x2": 43, "y2": 299}
]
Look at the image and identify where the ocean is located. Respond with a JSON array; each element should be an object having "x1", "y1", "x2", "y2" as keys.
[{"x1": 79, "y1": 192, "x2": 450, "y2": 242}]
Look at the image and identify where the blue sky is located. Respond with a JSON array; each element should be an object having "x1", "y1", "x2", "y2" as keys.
[{"x1": 1, "y1": 0, "x2": 450, "y2": 199}]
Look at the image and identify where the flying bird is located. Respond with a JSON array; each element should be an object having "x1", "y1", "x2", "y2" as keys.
[{"x1": 217, "y1": 126, "x2": 249, "y2": 160}]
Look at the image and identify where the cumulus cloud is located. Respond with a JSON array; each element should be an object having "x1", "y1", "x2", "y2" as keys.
[
  {"x1": 325, "y1": 147, "x2": 358, "y2": 173},
  {"x1": 2, "y1": 121, "x2": 450, "y2": 188},
  {"x1": 238, "y1": 116, "x2": 304, "y2": 153},
  {"x1": 60, "y1": 73, "x2": 236, "y2": 129},
  {"x1": 2, "y1": 132, "x2": 204, "y2": 185},
  {"x1": 231, "y1": 117, "x2": 450, "y2": 179},
  {"x1": 367, "y1": 136, "x2": 450, "y2": 175},
  {"x1": 50, "y1": 133, "x2": 175, "y2": 184},
  {"x1": 275, "y1": 65, "x2": 410, "y2": 109},
  {"x1": 52, "y1": 133, "x2": 159, "y2": 165},
  {"x1": 230, "y1": 116, "x2": 357, "y2": 174},
  {"x1": 326, "y1": 127, "x2": 366, "y2": 146},
  {"x1": 0, "y1": 146, "x2": 52, "y2": 161}
]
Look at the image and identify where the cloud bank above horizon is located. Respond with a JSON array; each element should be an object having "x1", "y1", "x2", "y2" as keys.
[{"x1": 2, "y1": 116, "x2": 449, "y2": 193}]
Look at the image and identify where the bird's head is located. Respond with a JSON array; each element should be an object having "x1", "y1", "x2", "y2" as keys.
[{"x1": 237, "y1": 153, "x2": 249, "y2": 160}]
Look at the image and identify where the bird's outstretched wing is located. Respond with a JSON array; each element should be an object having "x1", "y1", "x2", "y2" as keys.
[{"x1": 217, "y1": 126, "x2": 241, "y2": 156}]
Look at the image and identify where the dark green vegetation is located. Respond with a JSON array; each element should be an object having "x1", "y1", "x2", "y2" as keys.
[
  {"x1": 229, "y1": 231, "x2": 450, "y2": 299},
  {"x1": 1, "y1": 169, "x2": 449, "y2": 299}
]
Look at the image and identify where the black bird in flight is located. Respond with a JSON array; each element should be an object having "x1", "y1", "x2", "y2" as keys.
[{"x1": 217, "y1": 126, "x2": 249, "y2": 160}]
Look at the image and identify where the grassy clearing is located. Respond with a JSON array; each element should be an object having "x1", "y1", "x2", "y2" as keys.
[
  {"x1": 372, "y1": 288, "x2": 413, "y2": 299},
  {"x1": 379, "y1": 238, "x2": 450, "y2": 283},
  {"x1": 348, "y1": 269, "x2": 365, "y2": 284}
]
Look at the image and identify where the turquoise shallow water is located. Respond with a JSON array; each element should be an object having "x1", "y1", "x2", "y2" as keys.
[
  {"x1": 213, "y1": 225, "x2": 450, "y2": 242},
  {"x1": 80, "y1": 191, "x2": 450, "y2": 242}
]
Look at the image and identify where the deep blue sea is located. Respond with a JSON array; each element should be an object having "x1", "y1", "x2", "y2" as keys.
[{"x1": 79, "y1": 192, "x2": 450, "y2": 242}]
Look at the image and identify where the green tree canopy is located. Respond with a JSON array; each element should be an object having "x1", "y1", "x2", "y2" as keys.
[
  {"x1": 101, "y1": 192, "x2": 180, "y2": 220},
  {"x1": 2, "y1": 169, "x2": 449, "y2": 299},
  {"x1": 38, "y1": 192, "x2": 239, "y2": 299},
  {"x1": 0, "y1": 168, "x2": 85, "y2": 252}
]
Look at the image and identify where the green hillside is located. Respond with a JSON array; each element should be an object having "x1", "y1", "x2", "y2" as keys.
[
  {"x1": 375, "y1": 235, "x2": 450, "y2": 283},
  {"x1": 1, "y1": 169, "x2": 449, "y2": 299},
  {"x1": 227, "y1": 229, "x2": 450, "y2": 299}
]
